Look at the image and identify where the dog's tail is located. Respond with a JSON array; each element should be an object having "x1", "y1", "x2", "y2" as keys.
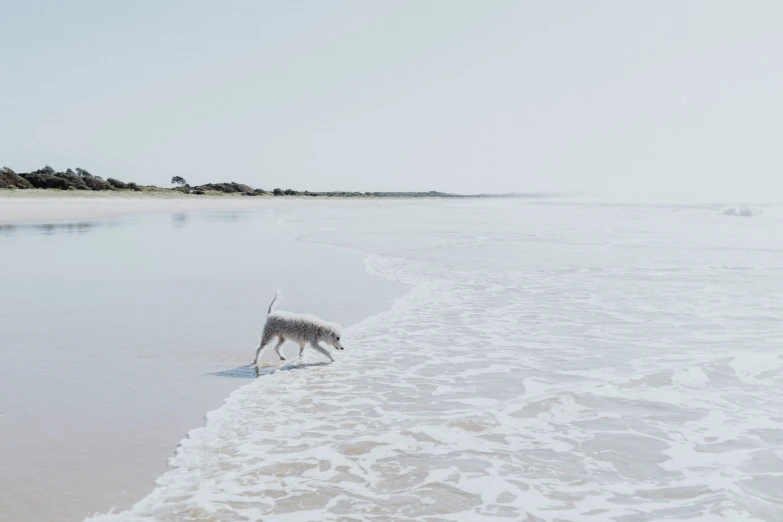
[{"x1": 267, "y1": 290, "x2": 281, "y2": 315}]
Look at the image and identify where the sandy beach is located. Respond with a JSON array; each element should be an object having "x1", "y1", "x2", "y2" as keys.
[
  {"x1": 0, "y1": 190, "x2": 285, "y2": 225},
  {"x1": 0, "y1": 190, "x2": 462, "y2": 226},
  {"x1": 0, "y1": 195, "x2": 406, "y2": 521}
]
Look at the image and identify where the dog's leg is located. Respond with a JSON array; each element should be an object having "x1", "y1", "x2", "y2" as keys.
[
  {"x1": 274, "y1": 337, "x2": 287, "y2": 361},
  {"x1": 254, "y1": 333, "x2": 273, "y2": 365},
  {"x1": 309, "y1": 341, "x2": 334, "y2": 363},
  {"x1": 297, "y1": 343, "x2": 305, "y2": 360}
]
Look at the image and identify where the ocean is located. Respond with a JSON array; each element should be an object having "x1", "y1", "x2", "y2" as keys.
[{"x1": 12, "y1": 197, "x2": 783, "y2": 521}]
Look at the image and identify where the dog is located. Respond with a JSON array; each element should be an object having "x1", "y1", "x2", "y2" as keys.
[{"x1": 253, "y1": 292, "x2": 345, "y2": 366}]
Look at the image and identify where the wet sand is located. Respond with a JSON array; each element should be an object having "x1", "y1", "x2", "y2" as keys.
[
  {"x1": 0, "y1": 205, "x2": 406, "y2": 521},
  {"x1": 0, "y1": 190, "x2": 461, "y2": 226},
  {"x1": 0, "y1": 192, "x2": 277, "y2": 225}
]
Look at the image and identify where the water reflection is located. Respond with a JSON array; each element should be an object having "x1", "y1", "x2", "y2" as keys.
[
  {"x1": 0, "y1": 221, "x2": 99, "y2": 236},
  {"x1": 204, "y1": 212, "x2": 249, "y2": 224},
  {"x1": 35, "y1": 222, "x2": 95, "y2": 235},
  {"x1": 171, "y1": 211, "x2": 250, "y2": 229},
  {"x1": 171, "y1": 213, "x2": 188, "y2": 228},
  {"x1": 0, "y1": 224, "x2": 17, "y2": 236}
]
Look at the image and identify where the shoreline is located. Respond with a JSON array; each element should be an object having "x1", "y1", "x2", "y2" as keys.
[
  {"x1": 0, "y1": 191, "x2": 463, "y2": 226},
  {"x1": 0, "y1": 194, "x2": 274, "y2": 225},
  {"x1": 0, "y1": 203, "x2": 408, "y2": 522}
]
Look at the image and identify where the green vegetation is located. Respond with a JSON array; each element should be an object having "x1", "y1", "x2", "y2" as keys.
[
  {"x1": 1, "y1": 166, "x2": 142, "y2": 192},
  {"x1": 1, "y1": 165, "x2": 499, "y2": 198},
  {"x1": 194, "y1": 182, "x2": 266, "y2": 196},
  {"x1": 0, "y1": 167, "x2": 31, "y2": 189}
]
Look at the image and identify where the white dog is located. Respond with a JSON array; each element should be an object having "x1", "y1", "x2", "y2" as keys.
[{"x1": 254, "y1": 293, "x2": 344, "y2": 365}]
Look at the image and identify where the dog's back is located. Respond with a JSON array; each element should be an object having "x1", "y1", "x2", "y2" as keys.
[{"x1": 265, "y1": 311, "x2": 340, "y2": 343}]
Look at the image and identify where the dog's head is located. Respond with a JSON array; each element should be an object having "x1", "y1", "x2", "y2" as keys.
[
  {"x1": 329, "y1": 331, "x2": 345, "y2": 351},
  {"x1": 321, "y1": 326, "x2": 345, "y2": 351}
]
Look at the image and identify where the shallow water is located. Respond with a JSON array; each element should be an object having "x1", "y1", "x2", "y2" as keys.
[
  {"x1": 0, "y1": 208, "x2": 404, "y2": 521},
  {"x1": 10, "y1": 198, "x2": 783, "y2": 521}
]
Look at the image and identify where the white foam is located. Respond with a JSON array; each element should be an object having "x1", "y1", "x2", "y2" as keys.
[{"x1": 88, "y1": 198, "x2": 783, "y2": 521}]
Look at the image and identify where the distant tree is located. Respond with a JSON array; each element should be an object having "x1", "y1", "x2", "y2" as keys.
[
  {"x1": 171, "y1": 176, "x2": 187, "y2": 187},
  {"x1": 81, "y1": 176, "x2": 112, "y2": 191},
  {"x1": 107, "y1": 178, "x2": 128, "y2": 189},
  {"x1": 272, "y1": 188, "x2": 283, "y2": 196},
  {"x1": 75, "y1": 168, "x2": 94, "y2": 178},
  {"x1": 1, "y1": 167, "x2": 34, "y2": 189}
]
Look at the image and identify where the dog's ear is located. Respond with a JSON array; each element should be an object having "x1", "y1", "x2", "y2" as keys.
[{"x1": 317, "y1": 326, "x2": 325, "y2": 337}]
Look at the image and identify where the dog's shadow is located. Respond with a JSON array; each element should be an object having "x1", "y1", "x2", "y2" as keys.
[
  {"x1": 208, "y1": 365, "x2": 258, "y2": 379},
  {"x1": 208, "y1": 361, "x2": 331, "y2": 379}
]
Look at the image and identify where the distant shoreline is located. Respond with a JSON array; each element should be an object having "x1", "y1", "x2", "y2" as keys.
[
  {"x1": 1, "y1": 166, "x2": 526, "y2": 199},
  {"x1": 0, "y1": 187, "x2": 525, "y2": 199},
  {"x1": 0, "y1": 190, "x2": 525, "y2": 226}
]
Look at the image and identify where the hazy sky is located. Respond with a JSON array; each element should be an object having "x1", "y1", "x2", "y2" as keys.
[{"x1": 2, "y1": 2, "x2": 782, "y2": 198}]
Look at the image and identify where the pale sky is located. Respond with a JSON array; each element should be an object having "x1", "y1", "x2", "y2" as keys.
[{"x1": 2, "y1": 2, "x2": 782, "y2": 198}]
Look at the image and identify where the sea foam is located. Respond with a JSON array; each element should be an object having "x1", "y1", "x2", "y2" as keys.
[{"x1": 88, "y1": 199, "x2": 783, "y2": 521}]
